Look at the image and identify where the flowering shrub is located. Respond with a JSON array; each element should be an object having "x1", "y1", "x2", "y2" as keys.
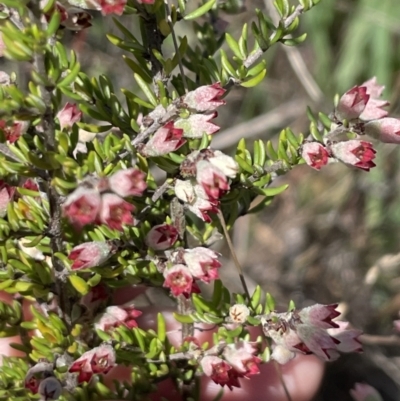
[{"x1": 0, "y1": 0, "x2": 399, "y2": 400}]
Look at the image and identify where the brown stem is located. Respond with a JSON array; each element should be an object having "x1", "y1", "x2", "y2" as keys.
[{"x1": 28, "y1": 1, "x2": 71, "y2": 326}]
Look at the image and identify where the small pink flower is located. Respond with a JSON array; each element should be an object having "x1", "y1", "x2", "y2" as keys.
[
  {"x1": 330, "y1": 140, "x2": 376, "y2": 171},
  {"x1": 24, "y1": 362, "x2": 54, "y2": 395},
  {"x1": 364, "y1": 117, "x2": 400, "y2": 144},
  {"x1": 200, "y1": 356, "x2": 240, "y2": 390},
  {"x1": 183, "y1": 83, "x2": 226, "y2": 112},
  {"x1": 301, "y1": 142, "x2": 330, "y2": 170},
  {"x1": 0, "y1": 120, "x2": 25, "y2": 143},
  {"x1": 0, "y1": 180, "x2": 14, "y2": 218},
  {"x1": 163, "y1": 264, "x2": 195, "y2": 297},
  {"x1": 298, "y1": 304, "x2": 340, "y2": 329},
  {"x1": 63, "y1": 187, "x2": 102, "y2": 228},
  {"x1": 69, "y1": 344, "x2": 116, "y2": 383},
  {"x1": 95, "y1": 305, "x2": 142, "y2": 331},
  {"x1": 22, "y1": 179, "x2": 39, "y2": 192},
  {"x1": 336, "y1": 78, "x2": 389, "y2": 122},
  {"x1": 99, "y1": 193, "x2": 135, "y2": 230},
  {"x1": 146, "y1": 224, "x2": 179, "y2": 250},
  {"x1": 68, "y1": 241, "x2": 112, "y2": 270},
  {"x1": 175, "y1": 112, "x2": 220, "y2": 138},
  {"x1": 99, "y1": 0, "x2": 127, "y2": 15},
  {"x1": 57, "y1": 103, "x2": 82, "y2": 130},
  {"x1": 336, "y1": 86, "x2": 369, "y2": 121},
  {"x1": 142, "y1": 122, "x2": 185, "y2": 156},
  {"x1": 183, "y1": 247, "x2": 221, "y2": 283},
  {"x1": 350, "y1": 383, "x2": 383, "y2": 401},
  {"x1": 223, "y1": 342, "x2": 261, "y2": 377},
  {"x1": 196, "y1": 160, "x2": 230, "y2": 200},
  {"x1": 108, "y1": 168, "x2": 147, "y2": 197}
]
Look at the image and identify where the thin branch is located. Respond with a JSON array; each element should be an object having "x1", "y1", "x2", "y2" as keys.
[
  {"x1": 217, "y1": 209, "x2": 250, "y2": 301},
  {"x1": 274, "y1": 361, "x2": 293, "y2": 401},
  {"x1": 361, "y1": 334, "x2": 400, "y2": 347}
]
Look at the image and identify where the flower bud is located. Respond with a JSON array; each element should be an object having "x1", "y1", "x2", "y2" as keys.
[
  {"x1": 298, "y1": 304, "x2": 340, "y2": 329},
  {"x1": 364, "y1": 117, "x2": 400, "y2": 144},
  {"x1": 56, "y1": 103, "x2": 82, "y2": 130},
  {"x1": 174, "y1": 112, "x2": 220, "y2": 138},
  {"x1": 99, "y1": 0, "x2": 127, "y2": 15},
  {"x1": 146, "y1": 224, "x2": 179, "y2": 250},
  {"x1": 142, "y1": 122, "x2": 185, "y2": 156},
  {"x1": 329, "y1": 140, "x2": 376, "y2": 171},
  {"x1": 68, "y1": 241, "x2": 113, "y2": 270},
  {"x1": 0, "y1": 120, "x2": 26, "y2": 143},
  {"x1": 223, "y1": 341, "x2": 261, "y2": 377},
  {"x1": 99, "y1": 193, "x2": 135, "y2": 231},
  {"x1": 336, "y1": 86, "x2": 369, "y2": 121},
  {"x1": 183, "y1": 83, "x2": 226, "y2": 112},
  {"x1": 196, "y1": 160, "x2": 229, "y2": 200},
  {"x1": 183, "y1": 247, "x2": 221, "y2": 283},
  {"x1": 108, "y1": 168, "x2": 147, "y2": 197},
  {"x1": 200, "y1": 355, "x2": 240, "y2": 389},
  {"x1": 208, "y1": 151, "x2": 239, "y2": 178},
  {"x1": 0, "y1": 181, "x2": 14, "y2": 218},
  {"x1": 95, "y1": 305, "x2": 142, "y2": 331},
  {"x1": 63, "y1": 187, "x2": 102, "y2": 229},
  {"x1": 301, "y1": 142, "x2": 330, "y2": 170}
]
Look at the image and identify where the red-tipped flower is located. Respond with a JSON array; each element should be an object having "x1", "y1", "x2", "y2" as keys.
[
  {"x1": 57, "y1": 102, "x2": 82, "y2": 130},
  {"x1": 108, "y1": 168, "x2": 147, "y2": 197},
  {"x1": 183, "y1": 83, "x2": 226, "y2": 112},
  {"x1": 364, "y1": 117, "x2": 400, "y2": 144},
  {"x1": 99, "y1": 0, "x2": 127, "y2": 15},
  {"x1": 99, "y1": 193, "x2": 135, "y2": 230},
  {"x1": 175, "y1": 112, "x2": 220, "y2": 138},
  {"x1": 142, "y1": 122, "x2": 185, "y2": 156},
  {"x1": 301, "y1": 142, "x2": 330, "y2": 170},
  {"x1": 330, "y1": 140, "x2": 376, "y2": 171},
  {"x1": 163, "y1": 264, "x2": 197, "y2": 297},
  {"x1": 146, "y1": 224, "x2": 179, "y2": 251},
  {"x1": 196, "y1": 160, "x2": 230, "y2": 200},
  {"x1": 68, "y1": 241, "x2": 112, "y2": 270}
]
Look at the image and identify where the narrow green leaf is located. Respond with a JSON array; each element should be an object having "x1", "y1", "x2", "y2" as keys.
[
  {"x1": 184, "y1": 0, "x2": 216, "y2": 20},
  {"x1": 240, "y1": 68, "x2": 266, "y2": 87}
]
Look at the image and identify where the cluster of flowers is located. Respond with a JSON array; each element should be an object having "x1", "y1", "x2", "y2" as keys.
[
  {"x1": 162, "y1": 247, "x2": 222, "y2": 297},
  {"x1": 199, "y1": 341, "x2": 262, "y2": 390},
  {"x1": 261, "y1": 304, "x2": 362, "y2": 364},
  {"x1": 301, "y1": 77, "x2": 400, "y2": 171},
  {"x1": 62, "y1": 168, "x2": 147, "y2": 230},
  {"x1": 139, "y1": 83, "x2": 225, "y2": 157},
  {"x1": 175, "y1": 149, "x2": 239, "y2": 221},
  {"x1": 24, "y1": 361, "x2": 62, "y2": 399}
]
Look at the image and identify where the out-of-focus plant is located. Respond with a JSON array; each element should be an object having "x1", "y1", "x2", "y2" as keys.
[{"x1": 0, "y1": 0, "x2": 399, "y2": 400}]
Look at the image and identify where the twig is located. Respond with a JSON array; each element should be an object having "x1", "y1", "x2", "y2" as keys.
[
  {"x1": 217, "y1": 209, "x2": 250, "y2": 301},
  {"x1": 274, "y1": 361, "x2": 293, "y2": 401},
  {"x1": 28, "y1": 2, "x2": 71, "y2": 326},
  {"x1": 361, "y1": 334, "x2": 400, "y2": 347}
]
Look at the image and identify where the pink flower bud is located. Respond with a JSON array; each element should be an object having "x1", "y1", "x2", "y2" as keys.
[
  {"x1": 57, "y1": 103, "x2": 82, "y2": 130},
  {"x1": 95, "y1": 305, "x2": 142, "y2": 331},
  {"x1": 38, "y1": 377, "x2": 62, "y2": 400},
  {"x1": 336, "y1": 86, "x2": 369, "y2": 121},
  {"x1": 208, "y1": 151, "x2": 239, "y2": 178},
  {"x1": 99, "y1": 193, "x2": 134, "y2": 230},
  {"x1": 183, "y1": 83, "x2": 226, "y2": 112},
  {"x1": 69, "y1": 344, "x2": 116, "y2": 383},
  {"x1": 196, "y1": 160, "x2": 230, "y2": 200},
  {"x1": 0, "y1": 180, "x2": 14, "y2": 218},
  {"x1": 142, "y1": 122, "x2": 185, "y2": 156},
  {"x1": 330, "y1": 140, "x2": 376, "y2": 171},
  {"x1": 183, "y1": 247, "x2": 221, "y2": 283},
  {"x1": 350, "y1": 383, "x2": 383, "y2": 401},
  {"x1": 223, "y1": 342, "x2": 261, "y2": 377},
  {"x1": 63, "y1": 187, "x2": 102, "y2": 229},
  {"x1": 174, "y1": 112, "x2": 220, "y2": 138},
  {"x1": 359, "y1": 77, "x2": 389, "y2": 121},
  {"x1": 146, "y1": 224, "x2": 179, "y2": 250},
  {"x1": 108, "y1": 168, "x2": 147, "y2": 197},
  {"x1": 200, "y1": 356, "x2": 240, "y2": 389},
  {"x1": 163, "y1": 264, "x2": 196, "y2": 297},
  {"x1": 68, "y1": 241, "x2": 112, "y2": 270},
  {"x1": 364, "y1": 117, "x2": 400, "y2": 144},
  {"x1": 0, "y1": 120, "x2": 26, "y2": 143},
  {"x1": 188, "y1": 196, "x2": 219, "y2": 222},
  {"x1": 99, "y1": 0, "x2": 127, "y2": 15},
  {"x1": 301, "y1": 142, "x2": 330, "y2": 170},
  {"x1": 298, "y1": 304, "x2": 340, "y2": 329}
]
